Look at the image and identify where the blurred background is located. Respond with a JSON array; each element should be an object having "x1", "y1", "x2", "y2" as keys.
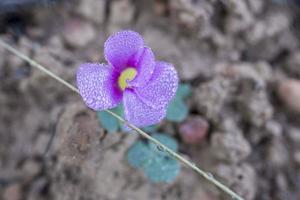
[{"x1": 0, "y1": 0, "x2": 300, "y2": 199}]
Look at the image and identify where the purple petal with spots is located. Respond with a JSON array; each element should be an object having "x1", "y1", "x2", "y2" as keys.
[
  {"x1": 123, "y1": 89, "x2": 166, "y2": 127},
  {"x1": 127, "y1": 47, "x2": 155, "y2": 87},
  {"x1": 104, "y1": 30, "x2": 144, "y2": 71},
  {"x1": 135, "y1": 61, "x2": 178, "y2": 109},
  {"x1": 76, "y1": 63, "x2": 122, "y2": 111}
]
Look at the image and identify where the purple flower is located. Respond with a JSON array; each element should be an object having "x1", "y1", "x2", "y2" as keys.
[{"x1": 76, "y1": 30, "x2": 178, "y2": 127}]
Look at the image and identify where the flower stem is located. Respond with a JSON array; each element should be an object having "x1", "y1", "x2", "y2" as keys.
[{"x1": 0, "y1": 38, "x2": 244, "y2": 200}]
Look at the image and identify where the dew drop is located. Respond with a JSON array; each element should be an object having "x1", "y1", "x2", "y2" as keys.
[
  {"x1": 190, "y1": 162, "x2": 196, "y2": 167},
  {"x1": 157, "y1": 145, "x2": 164, "y2": 152},
  {"x1": 207, "y1": 172, "x2": 214, "y2": 179}
]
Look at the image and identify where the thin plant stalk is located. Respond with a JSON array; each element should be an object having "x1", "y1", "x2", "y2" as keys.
[{"x1": 0, "y1": 38, "x2": 244, "y2": 200}]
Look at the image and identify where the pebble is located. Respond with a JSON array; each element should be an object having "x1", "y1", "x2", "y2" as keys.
[
  {"x1": 278, "y1": 79, "x2": 300, "y2": 113},
  {"x1": 179, "y1": 116, "x2": 209, "y2": 144},
  {"x1": 63, "y1": 18, "x2": 96, "y2": 48}
]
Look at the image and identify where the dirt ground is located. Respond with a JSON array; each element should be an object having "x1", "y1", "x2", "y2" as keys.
[{"x1": 1, "y1": 0, "x2": 300, "y2": 200}]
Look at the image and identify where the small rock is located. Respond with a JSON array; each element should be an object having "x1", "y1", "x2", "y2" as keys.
[
  {"x1": 63, "y1": 18, "x2": 96, "y2": 48},
  {"x1": 179, "y1": 116, "x2": 209, "y2": 144},
  {"x1": 278, "y1": 79, "x2": 300, "y2": 113},
  {"x1": 3, "y1": 183, "x2": 22, "y2": 200},
  {"x1": 211, "y1": 132, "x2": 251, "y2": 163}
]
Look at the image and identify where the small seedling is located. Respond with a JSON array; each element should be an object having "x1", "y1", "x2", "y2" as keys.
[{"x1": 127, "y1": 133, "x2": 180, "y2": 183}]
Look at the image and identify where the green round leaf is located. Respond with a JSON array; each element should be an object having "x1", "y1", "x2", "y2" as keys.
[
  {"x1": 166, "y1": 98, "x2": 188, "y2": 122},
  {"x1": 177, "y1": 83, "x2": 192, "y2": 99},
  {"x1": 96, "y1": 104, "x2": 124, "y2": 133},
  {"x1": 126, "y1": 141, "x2": 153, "y2": 168},
  {"x1": 144, "y1": 156, "x2": 180, "y2": 183},
  {"x1": 142, "y1": 125, "x2": 159, "y2": 133},
  {"x1": 112, "y1": 103, "x2": 124, "y2": 117},
  {"x1": 97, "y1": 111, "x2": 119, "y2": 133}
]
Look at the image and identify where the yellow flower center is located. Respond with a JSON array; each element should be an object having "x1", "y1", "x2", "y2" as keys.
[{"x1": 118, "y1": 67, "x2": 137, "y2": 90}]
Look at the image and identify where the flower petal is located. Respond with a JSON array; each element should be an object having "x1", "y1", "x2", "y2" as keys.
[
  {"x1": 136, "y1": 61, "x2": 178, "y2": 109},
  {"x1": 76, "y1": 63, "x2": 122, "y2": 110},
  {"x1": 123, "y1": 89, "x2": 166, "y2": 127},
  {"x1": 104, "y1": 30, "x2": 144, "y2": 71},
  {"x1": 127, "y1": 47, "x2": 155, "y2": 87}
]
